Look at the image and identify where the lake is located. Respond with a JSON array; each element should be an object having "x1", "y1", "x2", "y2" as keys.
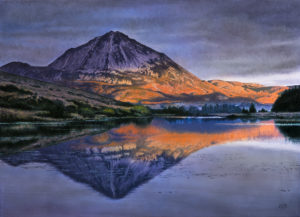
[{"x1": 0, "y1": 117, "x2": 300, "y2": 217}]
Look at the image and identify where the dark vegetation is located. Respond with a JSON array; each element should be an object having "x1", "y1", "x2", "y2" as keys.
[
  {"x1": 242, "y1": 108, "x2": 249, "y2": 114},
  {"x1": 259, "y1": 108, "x2": 267, "y2": 112},
  {"x1": 153, "y1": 106, "x2": 201, "y2": 116},
  {"x1": 272, "y1": 86, "x2": 300, "y2": 112},
  {"x1": 153, "y1": 104, "x2": 244, "y2": 116},
  {"x1": 0, "y1": 84, "x2": 32, "y2": 95},
  {"x1": 249, "y1": 103, "x2": 257, "y2": 113},
  {"x1": 0, "y1": 94, "x2": 71, "y2": 118},
  {"x1": 241, "y1": 103, "x2": 257, "y2": 114},
  {"x1": 201, "y1": 104, "x2": 242, "y2": 114}
]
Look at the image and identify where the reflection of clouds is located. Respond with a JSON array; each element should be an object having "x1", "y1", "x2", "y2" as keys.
[{"x1": 1, "y1": 0, "x2": 300, "y2": 85}]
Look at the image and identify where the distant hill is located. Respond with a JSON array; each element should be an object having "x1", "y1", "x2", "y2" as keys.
[
  {"x1": 272, "y1": 86, "x2": 300, "y2": 112},
  {"x1": 0, "y1": 71, "x2": 149, "y2": 121},
  {"x1": 0, "y1": 31, "x2": 287, "y2": 105}
]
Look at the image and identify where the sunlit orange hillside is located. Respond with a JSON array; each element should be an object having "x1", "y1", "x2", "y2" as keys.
[
  {"x1": 0, "y1": 31, "x2": 288, "y2": 105},
  {"x1": 72, "y1": 75, "x2": 287, "y2": 105}
]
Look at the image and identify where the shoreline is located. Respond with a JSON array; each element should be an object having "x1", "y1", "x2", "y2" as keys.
[
  {"x1": 223, "y1": 112, "x2": 300, "y2": 120},
  {"x1": 2, "y1": 112, "x2": 300, "y2": 124}
]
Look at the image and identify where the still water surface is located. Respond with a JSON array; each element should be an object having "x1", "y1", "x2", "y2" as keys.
[{"x1": 0, "y1": 117, "x2": 300, "y2": 217}]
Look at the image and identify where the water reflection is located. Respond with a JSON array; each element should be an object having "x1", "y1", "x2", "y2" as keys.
[
  {"x1": 1, "y1": 118, "x2": 288, "y2": 199},
  {"x1": 275, "y1": 120, "x2": 300, "y2": 142},
  {"x1": 0, "y1": 118, "x2": 152, "y2": 153}
]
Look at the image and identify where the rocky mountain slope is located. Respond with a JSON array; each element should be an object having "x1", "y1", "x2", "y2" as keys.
[{"x1": 0, "y1": 31, "x2": 287, "y2": 104}]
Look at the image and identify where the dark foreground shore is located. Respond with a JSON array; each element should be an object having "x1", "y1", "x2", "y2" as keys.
[{"x1": 224, "y1": 112, "x2": 300, "y2": 120}]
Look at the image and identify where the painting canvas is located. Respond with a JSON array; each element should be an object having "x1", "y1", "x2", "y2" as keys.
[{"x1": 0, "y1": 1, "x2": 300, "y2": 216}]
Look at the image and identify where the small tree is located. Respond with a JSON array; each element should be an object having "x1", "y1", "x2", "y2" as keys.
[
  {"x1": 259, "y1": 108, "x2": 267, "y2": 113},
  {"x1": 242, "y1": 108, "x2": 248, "y2": 113},
  {"x1": 249, "y1": 103, "x2": 257, "y2": 113}
]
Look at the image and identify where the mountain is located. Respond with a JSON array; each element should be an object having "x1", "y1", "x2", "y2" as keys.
[{"x1": 0, "y1": 31, "x2": 288, "y2": 104}]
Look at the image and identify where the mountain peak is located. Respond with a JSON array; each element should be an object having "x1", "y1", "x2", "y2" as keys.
[
  {"x1": 49, "y1": 31, "x2": 165, "y2": 72},
  {"x1": 105, "y1": 30, "x2": 127, "y2": 36},
  {"x1": 99, "y1": 31, "x2": 129, "y2": 41}
]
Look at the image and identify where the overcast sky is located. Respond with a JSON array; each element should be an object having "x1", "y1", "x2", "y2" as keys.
[{"x1": 1, "y1": 0, "x2": 300, "y2": 85}]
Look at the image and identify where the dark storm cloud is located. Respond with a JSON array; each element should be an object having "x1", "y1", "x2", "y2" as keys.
[{"x1": 1, "y1": 0, "x2": 300, "y2": 85}]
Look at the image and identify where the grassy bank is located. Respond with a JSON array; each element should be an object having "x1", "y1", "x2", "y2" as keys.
[{"x1": 0, "y1": 71, "x2": 151, "y2": 122}]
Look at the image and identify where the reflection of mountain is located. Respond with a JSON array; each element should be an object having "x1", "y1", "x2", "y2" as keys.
[{"x1": 1, "y1": 118, "x2": 282, "y2": 199}]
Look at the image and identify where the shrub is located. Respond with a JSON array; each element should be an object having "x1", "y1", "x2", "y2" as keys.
[
  {"x1": 71, "y1": 100, "x2": 96, "y2": 117},
  {"x1": 78, "y1": 107, "x2": 95, "y2": 118},
  {"x1": 259, "y1": 108, "x2": 267, "y2": 112},
  {"x1": 131, "y1": 105, "x2": 151, "y2": 115},
  {"x1": 47, "y1": 100, "x2": 68, "y2": 118},
  {"x1": 66, "y1": 105, "x2": 77, "y2": 113},
  {"x1": 242, "y1": 108, "x2": 249, "y2": 114},
  {"x1": 1, "y1": 96, "x2": 36, "y2": 110},
  {"x1": 0, "y1": 84, "x2": 32, "y2": 95},
  {"x1": 102, "y1": 108, "x2": 116, "y2": 116}
]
